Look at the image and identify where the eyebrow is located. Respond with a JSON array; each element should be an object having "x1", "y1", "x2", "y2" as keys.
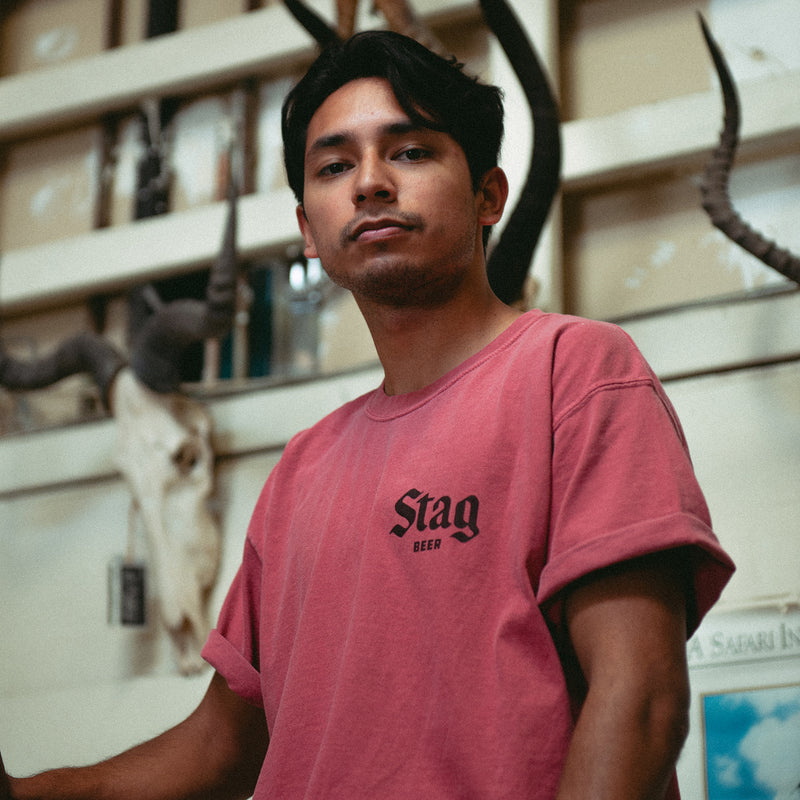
[{"x1": 306, "y1": 120, "x2": 430, "y2": 157}]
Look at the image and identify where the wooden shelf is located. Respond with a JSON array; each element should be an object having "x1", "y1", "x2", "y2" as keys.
[
  {"x1": 0, "y1": 364, "x2": 383, "y2": 496},
  {"x1": 562, "y1": 70, "x2": 800, "y2": 191},
  {"x1": 618, "y1": 287, "x2": 800, "y2": 383},
  {"x1": 0, "y1": 187, "x2": 299, "y2": 312},
  {"x1": 0, "y1": 0, "x2": 478, "y2": 143}
]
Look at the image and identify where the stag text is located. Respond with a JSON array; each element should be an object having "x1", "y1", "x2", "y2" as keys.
[{"x1": 391, "y1": 488, "x2": 480, "y2": 544}]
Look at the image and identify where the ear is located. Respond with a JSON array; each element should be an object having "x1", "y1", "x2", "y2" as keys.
[
  {"x1": 476, "y1": 167, "x2": 509, "y2": 227},
  {"x1": 295, "y1": 204, "x2": 319, "y2": 259}
]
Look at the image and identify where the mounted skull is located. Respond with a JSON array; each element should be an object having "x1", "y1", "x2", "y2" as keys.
[
  {"x1": 0, "y1": 177, "x2": 239, "y2": 675},
  {"x1": 112, "y1": 370, "x2": 218, "y2": 674}
]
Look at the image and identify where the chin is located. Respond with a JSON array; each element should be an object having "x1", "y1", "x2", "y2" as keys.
[{"x1": 355, "y1": 269, "x2": 466, "y2": 309}]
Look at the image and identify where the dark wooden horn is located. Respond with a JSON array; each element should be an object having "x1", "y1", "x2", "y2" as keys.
[
  {"x1": 480, "y1": 0, "x2": 561, "y2": 306},
  {"x1": 698, "y1": 13, "x2": 800, "y2": 285},
  {"x1": 128, "y1": 175, "x2": 240, "y2": 393}
]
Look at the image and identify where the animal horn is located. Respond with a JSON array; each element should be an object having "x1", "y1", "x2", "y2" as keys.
[
  {"x1": 480, "y1": 0, "x2": 561, "y2": 306},
  {"x1": 0, "y1": 331, "x2": 125, "y2": 410},
  {"x1": 372, "y1": 0, "x2": 449, "y2": 57},
  {"x1": 283, "y1": 0, "x2": 447, "y2": 54},
  {"x1": 128, "y1": 172, "x2": 240, "y2": 393},
  {"x1": 282, "y1": 0, "x2": 340, "y2": 47},
  {"x1": 698, "y1": 13, "x2": 800, "y2": 285}
]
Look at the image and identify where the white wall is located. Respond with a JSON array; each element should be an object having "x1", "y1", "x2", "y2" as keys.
[
  {"x1": 0, "y1": 362, "x2": 383, "y2": 777},
  {"x1": 0, "y1": 448, "x2": 280, "y2": 775}
]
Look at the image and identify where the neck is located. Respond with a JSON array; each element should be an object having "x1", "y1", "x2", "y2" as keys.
[{"x1": 357, "y1": 287, "x2": 523, "y2": 396}]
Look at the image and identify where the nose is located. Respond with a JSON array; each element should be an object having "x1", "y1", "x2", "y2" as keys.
[{"x1": 352, "y1": 153, "x2": 396, "y2": 205}]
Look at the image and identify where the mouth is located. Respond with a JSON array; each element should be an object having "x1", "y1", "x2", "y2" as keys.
[{"x1": 348, "y1": 217, "x2": 416, "y2": 244}]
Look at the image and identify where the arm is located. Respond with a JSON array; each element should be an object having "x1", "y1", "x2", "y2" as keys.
[
  {"x1": 2, "y1": 671, "x2": 268, "y2": 800},
  {"x1": 556, "y1": 551, "x2": 691, "y2": 800},
  {"x1": 1, "y1": 752, "x2": 11, "y2": 800}
]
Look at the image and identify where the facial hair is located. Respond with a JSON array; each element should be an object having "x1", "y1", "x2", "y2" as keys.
[{"x1": 322, "y1": 212, "x2": 480, "y2": 309}]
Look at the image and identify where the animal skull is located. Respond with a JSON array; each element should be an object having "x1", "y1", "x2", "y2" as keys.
[
  {"x1": 0, "y1": 176, "x2": 238, "y2": 675},
  {"x1": 112, "y1": 369, "x2": 219, "y2": 674}
]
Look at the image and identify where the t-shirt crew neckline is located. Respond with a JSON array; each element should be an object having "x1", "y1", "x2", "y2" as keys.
[{"x1": 365, "y1": 310, "x2": 542, "y2": 422}]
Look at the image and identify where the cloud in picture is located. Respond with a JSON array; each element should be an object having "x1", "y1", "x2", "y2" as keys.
[{"x1": 704, "y1": 684, "x2": 800, "y2": 799}]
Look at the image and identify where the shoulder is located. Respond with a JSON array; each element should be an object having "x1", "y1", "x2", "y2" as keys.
[
  {"x1": 521, "y1": 312, "x2": 674, "y2": 431},
  {"x1": 512, "y1": 310, "x2": 639, "y2": 355},
  {"x1": 541, "y1": 312, "x2": 641, "y2": 361},
  {"x1": 514, "y1": 310, "x2": 654, "y2": 385}
]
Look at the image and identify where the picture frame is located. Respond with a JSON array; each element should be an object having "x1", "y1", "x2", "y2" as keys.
[
  {"x1": 701, "y1": 682, "x2": 800, "y2": 799},
  {"x1": 677, "y1": 607, "x2": 800, "y2": 799}
]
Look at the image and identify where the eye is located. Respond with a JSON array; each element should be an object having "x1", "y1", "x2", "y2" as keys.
[
  {"x1": 396, "y1": 147, "x2": 431, "y2": 162},
  {"x1": 318, "y1": 161, "x2": 351, "y2": 177}
]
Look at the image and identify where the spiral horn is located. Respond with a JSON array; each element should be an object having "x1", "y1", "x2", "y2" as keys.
[{"x1": 698, "y1": 13, "x2": 800, "y2": 285}]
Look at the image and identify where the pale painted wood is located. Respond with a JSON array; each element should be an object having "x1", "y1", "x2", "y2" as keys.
[
  {"x1": 0, "y1": 416, "x2": 115, "y2": 494},
  {"x1": 0, "y1": 364, "x2": 383, "y2": 495},
  {"x1": 619, "y1": 288, "x2": 800, "y2": 381},
  {"x1": 0, "y1": 0, "x2": 478, "y2": 143},
  {"x1": 0, "y1": 187, "x2": 299, "y2": 312},
  {"x1": 563, "y1": 69, "x2": 800, "y2": 190},
  {"x1": 666, "y1": 360, "x2": 800, "y2": 610}
]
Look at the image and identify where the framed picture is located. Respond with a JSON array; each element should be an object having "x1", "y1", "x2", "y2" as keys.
[{"x1": 701, "y1": 682, "x2": 800, "y2": 799}]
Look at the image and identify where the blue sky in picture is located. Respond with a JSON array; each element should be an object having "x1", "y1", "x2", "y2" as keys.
[{"x1": 703, "y1": 684, "x2": 800, "y2": 800}]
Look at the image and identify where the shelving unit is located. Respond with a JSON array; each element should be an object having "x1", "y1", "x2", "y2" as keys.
[
  {"x1": 0, "y1": 1, "x2": 480, "y2": 310},
  {"x1": 1, "y1": 1, "x2": 798, "y2": 312},
  {"x1": 1, "y1": 0, "x2": 799, "y2": 485}
]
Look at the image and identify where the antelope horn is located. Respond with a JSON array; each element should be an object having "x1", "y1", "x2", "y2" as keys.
[
  {"x1": 128, "y1": 172, "x2": 240, "y2": 393},
  {"x1": 372, "y1": 0, "x2": 448, "y2": 57},
  {"x1": 282, "y1": 0, "x2": 340, "y2": 47},
  {"x1": 283, "y1": 0, "x2": 448, "y2": 55},
  {"x1": 698, "y1": 13, "x2": 800, "y2": 285},
  {"x1": 336, "y1": 0, "x2": 357, "y2": 41},
  {"x1": 0, "y1": 331, "x2": 125, "y2": 411},
  {"x1": 480, "y1": 0, "x2": 561, "y2": 306}
]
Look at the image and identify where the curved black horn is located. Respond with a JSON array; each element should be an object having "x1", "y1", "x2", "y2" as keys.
[
  {"x1": 284, "y1": 0, "x2": 447, "y2": 54},
  {"x1": 698, "y1": 13, "x2": 800, "y2": 285},
  {"x1": 283, "y1": 0, "x2": 340, "y2": 48},
  {"x1": 128, "y1": 175, "x2": 240, "y2": 393},
  {"x1": 0, "y1": 331, "x2": 125, "y2": 410},
  {"x1": 480, "y1": 0, "x2": 561, "y2": 306}
]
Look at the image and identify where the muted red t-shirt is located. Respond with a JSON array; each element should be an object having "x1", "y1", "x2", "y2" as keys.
[{"x1": 203, "y1": 310, "x2": 734, "y2": 799}]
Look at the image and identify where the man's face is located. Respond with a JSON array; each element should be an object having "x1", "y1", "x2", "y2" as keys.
[{"x1": 296, "y1": 77, "x2": 498, "y2": 309}]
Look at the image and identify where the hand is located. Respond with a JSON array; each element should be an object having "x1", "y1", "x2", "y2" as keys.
[{"x1": 0, "y1": 751, "x2": 13, "y2": 799}]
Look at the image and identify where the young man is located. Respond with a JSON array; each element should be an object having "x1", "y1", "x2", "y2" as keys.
[{"x1": 1, "y1": 31, "x2": 733, "y2": 800}]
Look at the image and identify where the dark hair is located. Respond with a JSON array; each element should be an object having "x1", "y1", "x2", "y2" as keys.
[{"x1": 282, "y1": 30, "x2": 505, "y2": 205}]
